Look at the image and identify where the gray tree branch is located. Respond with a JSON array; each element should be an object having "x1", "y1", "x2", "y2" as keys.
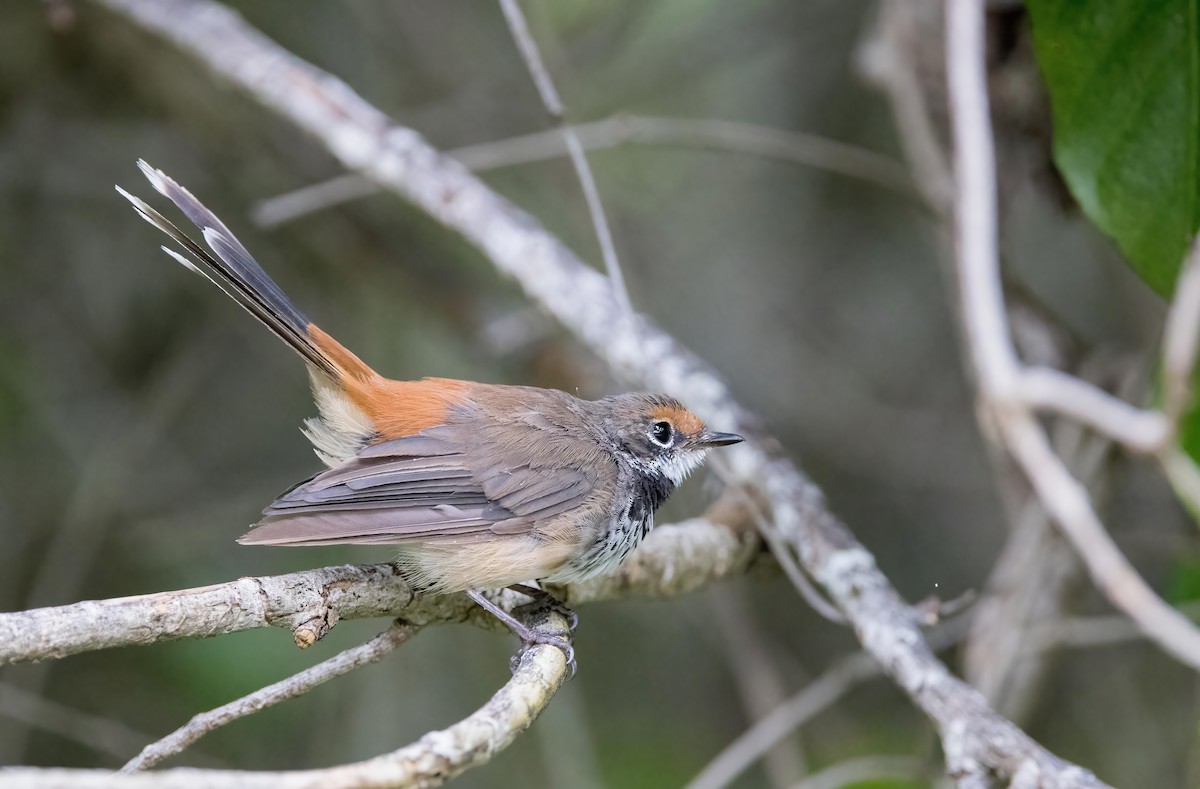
[
  {"x1": 4, "y1": 607, "x2": 569, "y2": 789},
  {"x1": 0, "y1": 512, "x2": 759, "y2": 668},
  {"x1": 2, "y1": 509, "x2": 755, "y2": 787}
]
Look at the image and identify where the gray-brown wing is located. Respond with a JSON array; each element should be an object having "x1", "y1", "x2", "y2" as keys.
[{"x1": 238, "y1": 428, "x2": 600, "y2": 546}]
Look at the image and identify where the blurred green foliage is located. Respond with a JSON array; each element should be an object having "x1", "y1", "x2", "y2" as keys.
[
  {"x1": 1028, "y1": 0, "x2": 1200, "y2": 299},
  {"x1": 1171, "y1": 553, "x2": 1200, "y2": 604}
]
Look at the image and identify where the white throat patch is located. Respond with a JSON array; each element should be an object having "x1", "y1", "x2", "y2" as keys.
[{"x1": 659, "y1": 449, "x2": 709, "y2": 486}]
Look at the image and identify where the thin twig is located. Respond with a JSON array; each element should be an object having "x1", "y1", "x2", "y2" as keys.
[
  {"x1": 790, "y1": 755, "x2": 928, "y2": 789},
  {"x1": 1034, "y1": 602, "x2": 1200, "y2": 650},
  {"x1": 760, "y1": 528, "x2": 846, "y2": 624},
  {"x1": 945, "y1": 0, "x2": 1015, "y2": 390},
  {"x1": 1006, "y1": 420, "x2": 1200, "y2": 662},
  {"x1": 709, "y1": 589, "x2": 809, "y2": 785},
  {"x1": 965, "y1": 371, "x2": 1113, "y2": 718},
  {"x1": 252, "y1": 115, "x2": 915, "y2": 227},
  {"x1": 688, "y1": 615, "x2": 974, "y2": 789},
  {"x1": 944, "y1": 0, "x2": 1200, "y2": 669},
  {"x1": 496, "y1": 0, "x2": 635, "y2": 326},
  {"x1": 2, "y1": 610, "x2": 569, "y2": 789},
  {"x1": 121, "y1": 621, "x2": 419, "y2": 772},
  {"x1": 1155, "y1": 237, "x2": 1200, "y2": 518},
  {"x1": 252, "y1": 173, "x2": 378, "y2": 228},
  {"x1": 0, "y1": 684, "x2": 156, "y2": 764},
  {"x1": 1019, "y1": 366, "x2": 1167, "y2": 452},
  {"x1": 709, "y1": 455, "x2": 846, "y2": 624},
  {"x1": 858, "y1": 1, "x2": 954, "y2": 218},
  {"x1": 1159, "y1": 446, "x2": 1200, "y2": 521},
  {"x1": 686, "y1": 653, "x2": 877, "y2": 789},
  {"x1": 1161, "y1": 235, "x2": 1200, "y2": 426}
]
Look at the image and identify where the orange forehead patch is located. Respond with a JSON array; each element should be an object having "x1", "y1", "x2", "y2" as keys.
[{"x1": 649, "y1": 404, "x2": 704, "y2": 436}]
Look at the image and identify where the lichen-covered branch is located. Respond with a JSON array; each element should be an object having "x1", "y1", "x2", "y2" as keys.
[
  {"x1": 2, "y1": 609, "x2": 569, "y2": 789},
  {"x1": 0, "y1": 512, "x2": 759, "y2": 668}
]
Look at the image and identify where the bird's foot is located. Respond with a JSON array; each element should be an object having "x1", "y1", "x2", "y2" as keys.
[
  {"x1": 507, "y1": 583, "x2": 579, "y2": 631},
  {"x1": 467, "y1": 588, "x2": 576, "y2": 678},
  {"x1": 510, "y1": 632, "x2": 577, "y2": 679}
]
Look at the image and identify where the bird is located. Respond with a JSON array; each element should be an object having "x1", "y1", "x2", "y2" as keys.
[{"x1": 116, "y1": 160, "x2": 743, "y2": 671}]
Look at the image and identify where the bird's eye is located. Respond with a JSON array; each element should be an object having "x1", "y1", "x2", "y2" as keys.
[{"x1": 650, "y1": 420, "x2": 674, "y2": 446}]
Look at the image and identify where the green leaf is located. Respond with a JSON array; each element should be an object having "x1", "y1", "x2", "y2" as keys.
[
  {"x1": 1170, "y1": 553, "x2": 1200, "y2": 604},
  {"x1": 1027, "y1": 0, "x2": 1200, "y2": 296}
]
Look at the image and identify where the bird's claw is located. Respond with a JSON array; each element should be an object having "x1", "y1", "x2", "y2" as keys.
[
  {"x1": 510, "y1": 632, "x2": 577, "y2": 679},
  {"x1": 537, "y1": 596, "x2": 578, "y2": 633},
  {"x1": 470, "y1": 587, "x2": 577, "y2": 678},
  {"x1": 543, "y1": 601, "x2": 578, "y2": 632},
  {"x1": 511, "y1": 584, "x2": 579, "y2": 632}
]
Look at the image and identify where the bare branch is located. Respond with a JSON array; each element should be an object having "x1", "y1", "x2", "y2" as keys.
[
  {"x1": 1, "y1": 609, "x2": 569, "y2": 789},
  {"x1": 687, "y1": 652, "x2": 878, "y2": 789},
  {"x1": 858, "y1": 1, "x2": 954, "y2": 218},
  {"x1": 586, "y1": 116, "x2": 914, "y2": 194},
  {"x1": 944, "y1": 0, "x2": 1200, "y2": 670},
  {"x1": 790, "y1": 755, "x2": 928, "y2": 789},
  {"x1": 253, "y1": 115, "x2": 915, "y2": 228},
  {"x1": 1034, "y1": 602, "x2": 1200, "y2": 651},
  {"x1": 4, "y1": 510, "x2": 748, "y2": 785},
  {"x1": 1018, "y1": 366, "x2": 1167, "y2": 452},
  {"x1": 0, "y1": 564, "x2": 416, "y2": 666},
  {"x1": 0, "y1": 512, "x2": 759, "y2": 667},
  {"x1": 121, "y1": 621, "x2": 419, "y2": 772},
  {"x1": 688, "y1": 616, "x2": 973, "y2": 789},
  {"x1": 1159, "y1": 446, "x2": 1200, "y2": 520},
  {"x1": 1161, "y1": 235, "x2": 1200, "y2": 425},
  {"x1": 252, "y1": 173, "x2": 379, "y2": 228},
  {"x1": 0, "y1": 684, "x2": 157, "y2": 765},
  {"x1": 709, "y1": 589, "x2": 809, "y2": 785},
  {"x1": 945, "y1": 1, "x2": 1015, "y2": 391},
  {"x1": 496, "y1": 0, "x2": 635, "y2": 326},
  {"x1": 709, "y1": 458, "x2": 846, "y2": 624},
  {"x1": 964, "y1": 379, "x2": 1109, "y2": 718}
]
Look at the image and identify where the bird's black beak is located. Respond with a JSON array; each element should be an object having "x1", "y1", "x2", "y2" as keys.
[{"x1": 697, "y1": 431, "x2": 744, "y2": 448}]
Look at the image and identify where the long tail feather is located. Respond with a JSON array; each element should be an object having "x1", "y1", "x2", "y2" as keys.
[{"x1": 117, "y1": 161, "x2": 341, "y2": 379}]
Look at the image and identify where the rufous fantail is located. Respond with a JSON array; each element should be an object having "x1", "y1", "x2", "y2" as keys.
[{"x1": 117, "y1": 161, "x2": 742, "y2": 670}]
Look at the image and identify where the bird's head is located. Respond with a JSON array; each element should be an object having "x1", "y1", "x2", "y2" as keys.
[{"x1": 602, "y1": 393, "x2": 743, "y2": 486}]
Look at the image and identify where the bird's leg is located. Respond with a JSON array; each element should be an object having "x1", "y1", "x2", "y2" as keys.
[
  {"x1": 507, "y1": 583, "x2": 579, "y2": 631},
  {"x1": 466, "y1": 589, "x2": 576, "y2": 678}
]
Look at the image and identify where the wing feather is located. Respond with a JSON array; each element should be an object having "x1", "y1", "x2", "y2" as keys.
[{"x1": 237, "y1": 427, "x2": 605, "y2": 547}]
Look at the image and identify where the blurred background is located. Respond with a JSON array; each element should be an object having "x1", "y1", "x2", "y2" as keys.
[{"x1": 0, "y1": 1, "x2": 1195, "y2": 787}]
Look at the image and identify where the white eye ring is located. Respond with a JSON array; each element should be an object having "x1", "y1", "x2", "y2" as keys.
[{"x1": 650, "y1": 420, "x2": 674, "y2": 446}]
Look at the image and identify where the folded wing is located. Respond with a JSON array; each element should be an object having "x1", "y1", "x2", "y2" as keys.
[{"x1": 239, "y1": 427, "x2": 600, "y2": 546}]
